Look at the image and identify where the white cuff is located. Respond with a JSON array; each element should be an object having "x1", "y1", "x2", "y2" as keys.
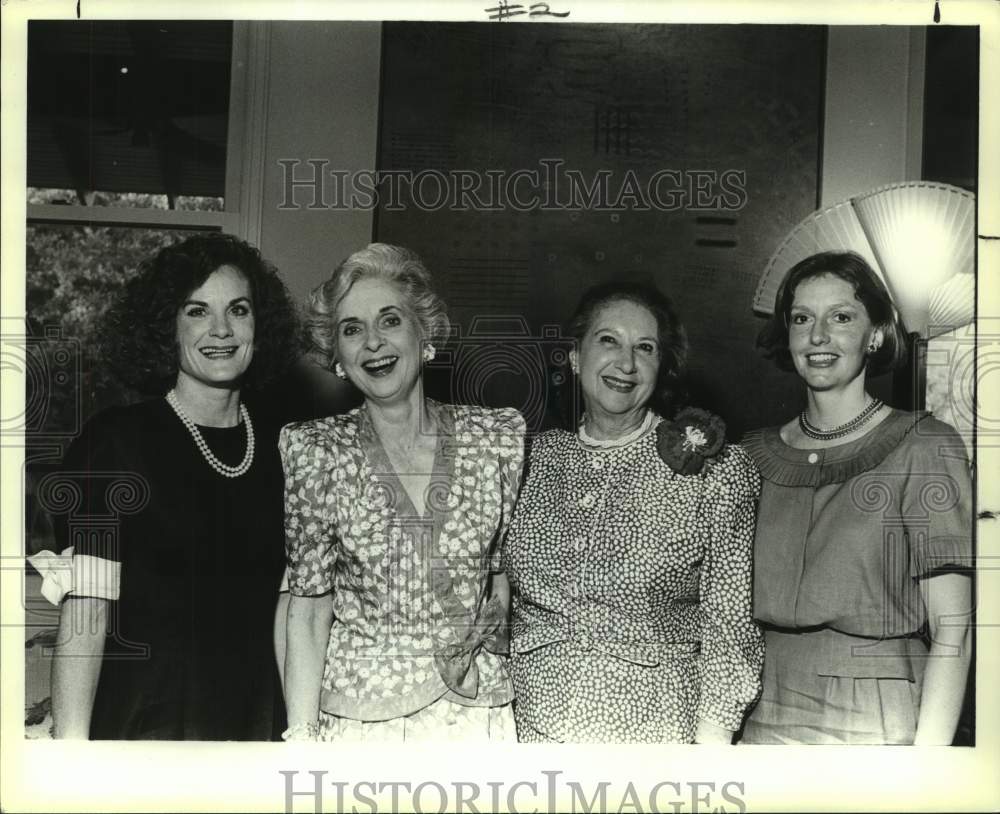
[
  {"x1": 27, "y1": 548, "x2": 121, "y2": 605},
  {"x1": 73, "y1": 554, "x2": 121, "y2": 600},
  {"x1": 28, "y1": 547, "x2": 75, "y2": 605}
]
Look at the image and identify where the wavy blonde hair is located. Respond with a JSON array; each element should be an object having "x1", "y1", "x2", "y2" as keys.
[{"x1": 308, "y1": 243, "x2": 450, "y2": 369}]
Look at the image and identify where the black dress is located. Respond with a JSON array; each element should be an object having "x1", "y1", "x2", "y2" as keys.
[{"x1": 52, "y1": 398, "x2": 286, "y2": 740}]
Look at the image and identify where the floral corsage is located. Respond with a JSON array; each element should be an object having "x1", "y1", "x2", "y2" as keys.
[{"x1": 656, "y1": 407, "x2": 725, "y2": 476}]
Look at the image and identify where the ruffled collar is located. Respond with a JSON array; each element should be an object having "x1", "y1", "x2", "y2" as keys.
[{"x1": 742, "y1": 409, "x2": 929, "y2": 487}]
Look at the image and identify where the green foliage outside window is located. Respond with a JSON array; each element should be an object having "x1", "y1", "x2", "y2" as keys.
[{"x1": 26, "y1": 189, "x2": 219, "y2": 433}]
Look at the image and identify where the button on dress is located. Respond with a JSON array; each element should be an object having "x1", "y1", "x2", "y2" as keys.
[{"x1": 502, "y1": 419, "x2": 763, "y2": 743}]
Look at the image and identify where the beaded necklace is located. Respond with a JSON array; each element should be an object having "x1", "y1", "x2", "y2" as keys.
[
  {"x1": 578, "y1": 409, "x2": 655, "y2": 450},
  {"x1": 798, "y1": 397, "x2": 884, "y2": 441},
  {"x1": 165, "y1": 389, "x2": 255, "y2": 477}
]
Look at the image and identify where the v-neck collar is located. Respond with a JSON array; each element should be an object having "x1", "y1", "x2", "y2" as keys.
[
  {"x1": 349, "y1": 400, "x2": 509, "y2": 702},
  {"x1": 357, "y1": 399, "x2": 455, "y2": 521}
]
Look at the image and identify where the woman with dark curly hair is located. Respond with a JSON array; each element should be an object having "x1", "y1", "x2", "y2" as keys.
[
  {"x1": 41, "y1": 233, "x2": 300, "y2": 740},
  {"x1": 502, "y1": 280, "x2": 763, "y2": 743},
  {"x1": 741, "y1": 251, "x2": 972, "y2": 744}
]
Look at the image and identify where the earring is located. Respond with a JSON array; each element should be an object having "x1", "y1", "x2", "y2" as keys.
[
  {"x1": 334, "y1": 362, "x2": 347, "y2": 380},
  {"x1": 422, "y1": 343, "x2": 436, "y2": 363},
  {"x1": 868, "y1": 341, "x2": 879, "y2": 354}
]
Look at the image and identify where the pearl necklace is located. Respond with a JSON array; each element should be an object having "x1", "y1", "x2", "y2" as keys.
[
  {"x1": 798, "y1": 397, "x2": 884, "y2": 441},
  {"x1": 578, "y1": 410, "x2": 655, "y2": 450},
  {"x1": 165, "y1": 389, "x2": 255, "y2": 477}
]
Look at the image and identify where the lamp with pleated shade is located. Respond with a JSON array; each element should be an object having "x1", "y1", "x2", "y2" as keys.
[{"x1": 753, "y1": 181, "x2": 975, "y2": 339}]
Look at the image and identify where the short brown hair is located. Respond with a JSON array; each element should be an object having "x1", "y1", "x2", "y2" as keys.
[{"x1": 757, "y1": 251, "x2": 908, "y2": 377}]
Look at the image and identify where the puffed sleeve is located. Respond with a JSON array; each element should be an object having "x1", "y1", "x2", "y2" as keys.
[
  {"x1": 279, "y1": 423, "x2": 338, "y2": 596},
  {"x1": 696, "y1": 444, "x2": 764, "y2": 732},
  {"x1": 491, "y1": 408, "x2": 526, "y2": 572},
  {"x1": 902, "y1": 418, "x2": 974, "y2": 578}
]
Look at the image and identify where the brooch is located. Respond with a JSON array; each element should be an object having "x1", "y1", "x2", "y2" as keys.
[{"x1": 655, "y1": 407, "x2": 726, "y2": 475}]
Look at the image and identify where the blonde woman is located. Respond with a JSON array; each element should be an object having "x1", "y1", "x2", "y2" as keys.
[{"x1": 281, "y1": 244, "x2": 524, "y2": 742}]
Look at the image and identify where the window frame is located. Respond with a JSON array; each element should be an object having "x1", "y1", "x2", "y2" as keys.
[{"x1": 25, "y1": 21, "x2": 271, "y2": 246}]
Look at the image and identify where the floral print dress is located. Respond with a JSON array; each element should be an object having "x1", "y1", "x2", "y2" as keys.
[
  {"x1": 502, "y1": 416, "x2": 763, "y2": 743},
  {"x1": 280, "y1": 400, "x2": 524, "y2": 740}
]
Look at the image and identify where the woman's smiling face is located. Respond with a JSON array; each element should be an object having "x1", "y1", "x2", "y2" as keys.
[
  {"x1": 175, "y1": 265, "x2": 255, "y2": 391},
  {"x1": 572, "y1": 298, "x2": 661, "y2": 425},
  {"x1": 788, "y1": 273, "x2": 882, "y2": 392},
  {"x1": 334, "y1": 275, "x2": 424, "y2": 405}
]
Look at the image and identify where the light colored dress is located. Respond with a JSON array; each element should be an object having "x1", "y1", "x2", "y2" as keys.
[
  {"x1": 741, "y1": 410, "x2": 973, "y2": 744},
  {"x1": 502, "y1": 416, "x2": 763, "y2": 743},
  {"x1": 280, "y1": 400, "x2": 524, "y2": 741}
]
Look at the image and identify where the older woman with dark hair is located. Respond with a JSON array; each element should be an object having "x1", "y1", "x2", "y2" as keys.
[
  {"x1": 502, "y1": 280, "x2": 763, "y2": 743},
  {"x1": 43, "y1": 233, "x2": 299, "y2": 740},
  {"x1": 741, "y1": 251, "x2": 972, "y2": 744},
  {"x1": 281, "y1": 243, "x2": 524, "y2": 742}
]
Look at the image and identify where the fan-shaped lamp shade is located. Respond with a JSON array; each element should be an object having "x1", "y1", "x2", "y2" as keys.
[{"x1": 753, "y1": 182, "x2": 975, "y2": 338}]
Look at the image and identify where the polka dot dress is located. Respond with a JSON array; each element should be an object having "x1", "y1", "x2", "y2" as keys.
[{"x1": 502, "y1": 417, "x2": 763, "y2": 743}]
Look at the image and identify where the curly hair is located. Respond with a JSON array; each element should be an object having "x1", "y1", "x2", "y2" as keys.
[
  {"x1": 564, "y1": 280, "x2": 689, "y2": 421},
  {"x1": 756, "y1": 250, "x2": 908, "y2": 377},
  {"x1": 101, "y1": 233, "x2": 301, "y2": 394},
  {"x1": 308, "y1": 243, "x2": 450, "y2": 370}
]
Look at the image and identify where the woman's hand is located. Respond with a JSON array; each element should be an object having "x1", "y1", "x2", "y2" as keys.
[
  {"x1": 694, "y1": 718, "x2": 735, "y2": 745},
  {"x1": 51, "y1": 597, "x2": 108, "y2": 739},
  {"x1": 283, "y1": 592, "x2": 334, "y2": 737},
  {"x1": 914, "y1": 571, "x2": 972, "y2": 745},
  {"x1": 484, "y1": 571, "x2": 512, "y2": 656}
]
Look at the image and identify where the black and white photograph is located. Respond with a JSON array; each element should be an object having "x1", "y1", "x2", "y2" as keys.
[{"x1": 1, "y1": 0, "x2": 998, "y2": 811}]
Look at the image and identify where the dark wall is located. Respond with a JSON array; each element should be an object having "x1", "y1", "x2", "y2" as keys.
[
  {"x1": 921, "y1": 23, "x2": 979, "y2": 748},
  {"x1": 922, "y1": 26, "x2": 979, "y2": 192},
  {"x1": 374, "y1": 23, "x2": 825, "y2": 438}
]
